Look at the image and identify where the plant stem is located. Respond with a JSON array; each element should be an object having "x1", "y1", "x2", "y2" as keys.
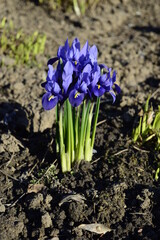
[
  {"x1": 85, "y1": 103, "x2": 94, "y2": 161},
  {"x1": 91, "y1": 97, "x2": 100, "y2": 148},
  {"x1": 63, "y1": 100, "x2": 67, "y2": 144},
  {"x1": 82, "y1": 100, "x2": 91, "y2": 148},
  {"x1": 75, "y1": 106, "x2": 79, "y2": 152},
  {"x1": 59, "y1": 105, "x2": 67, "y2": 172},
  {"x1": 73, "y1": 0, "x2": 81, "y2": 16},
  {"x1": 77, "y1": 100, "x2": 86, "y2": 161},
  {"x1": 56, "y1": 104, "x2": 59, "y2": 153},
  {"x1": 67, "y1": 100, "x2": 74, "y2": 163},
  {"x1": 66, "y1": 100, "x2": 71, "y2": 171}
]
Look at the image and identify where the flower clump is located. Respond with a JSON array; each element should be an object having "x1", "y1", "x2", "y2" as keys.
[
  {"x1": 41, "y1": 38, "x2": 120, "y2": 172},
  {"x1": 42, "y1": 38, "x2": 120, "y2": 110}
]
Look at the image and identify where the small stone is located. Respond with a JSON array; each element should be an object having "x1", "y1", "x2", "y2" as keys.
[
  {"x1": 13, "y1": 82, "x2": 24, "y2": 91},
  {"x1": 41, "y1": 212, "x2": 52, "y2": 228},
  {"x1": 29, "y1": 193, "x2": 43, "y2": 209},
  {"x1": 0, "y1": 201, "x2": 5, "y2": 213},
  {"x1": 45, "y1": 194, "x2": 52, "y2": 209},
  {"x1": 50, "y1": 228, "x2": 60, "y2": 237},
  {"x1": 0, "y1": 145, "x2": 5, "y2": 153}
]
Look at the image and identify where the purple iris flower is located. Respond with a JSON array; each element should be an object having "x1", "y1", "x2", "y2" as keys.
[
  {"x1": 92, "y1": 74, "x2": 107, "y2": 97},
  {"x1": 88, "y1": 45, "x2": 98, "y2": 65},
  {"x1": 48, "y1": 38, "x2": 89, "y2": 69},
  {"x1": 107, "y1": 70, "x2": 121, "y2": 102},
  {"x1": 86, "y1": 63, "x2": 101, "y2": 98},
  {"x1": 69, "y1": 84, "x2": 86, "y2": 107},
  {"x1": 62, "y1": 61, "x2": 74, "y2": 94},
  {"x1": 112, "y1": 70, "x2": 121, "y2": 94},
  {"x1": 101, "y1": 68, "x2": 121, "y2": 102},
  {"x1": 68, "y1": 65, "x2": 90, "y2": 107},
  {"x1": 88, "y1": 65, "x2": 121, "y2": 102},
  {"x1": 42, "y1": 38, "x2": 121, "y2": 110},
  {"x1": 42, "y1": 65, "x2": 62, "y2": 110}
]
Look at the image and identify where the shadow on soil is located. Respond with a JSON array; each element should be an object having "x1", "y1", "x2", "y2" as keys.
[
  {"x1": 0, "y1": 101, "x2": 55, "y2": 167},
  {"x1": 133, "y1": 26, "x2": 160, "y2": 35}
]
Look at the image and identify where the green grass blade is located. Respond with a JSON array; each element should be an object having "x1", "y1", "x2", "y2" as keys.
[{"x1": 91, "y1": 97, "x2": 100, "y2": 148}]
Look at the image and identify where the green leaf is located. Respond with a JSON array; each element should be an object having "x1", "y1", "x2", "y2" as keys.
[
  {"x1": 16, "y1": 30, "x2": 23, "y2": 39},
  {"x1": 155, "y1": 167, "x2": 160, "y2": 181},
  {"x1": 132, "y1": 117, "x2": 142, "y2": 142},
  {"x1": 152, "y1": 111, "x2": 160, "y2": 131},
  {"x1": 144, "y1": 95, "x2": 150, "y2": 113},
  {"x1": 38, "y1": 35, "x2": 46, "y2": 53},
  {"x1": 142, "y1": 113, "x2": 147, "y2": 134},
  {"x1": 33, "y1": 43, "x2": 38, "y2": 55},
  {"x1": 1, "y1": 17, "x2": 6, "y2": 28}
]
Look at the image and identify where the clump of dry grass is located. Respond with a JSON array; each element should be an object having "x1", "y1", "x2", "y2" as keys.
[{"x1": 32, "y1": 0, "x2": 100, "y2": 15}]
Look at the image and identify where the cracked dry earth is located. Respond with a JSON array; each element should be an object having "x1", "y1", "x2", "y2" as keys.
[{"x1": 0, "y1": 0, "x2": 160, "y2": 239}]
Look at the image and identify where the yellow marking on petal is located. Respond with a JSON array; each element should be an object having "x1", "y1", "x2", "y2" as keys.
[
  {"x1": 98, "y1": 84, "x2": 101, "y2": 89},
  {"x1": 75, "y1": 61, "x2": 77, "y2": 65},
  {"x1": 48, "y1": 95, "x2": 54, "y2": 101},
  {"x1": 74, "y1": 92, "x2": 79, "y2": 98}
]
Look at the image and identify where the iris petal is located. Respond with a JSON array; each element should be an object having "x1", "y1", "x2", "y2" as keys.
[
  {"x1": 112, "y1": 70, "x2": 116, "y2": 83},
  {"x1": 47, "y1": 57, "x2": 59, "y2": 65},
  {"x1": 72, "y1": 38, "x2": 80, "y2": 51},
  {"x1": 69, "y1": 89, "x2": 84, "y2": 107},
  {"x1": 115, "y1": 83, "x2": 121, "y2": 94},
  {"x1": 65, "y1": 38, "x2": 69, "y2": 51},
  {"x1": 109, "y1": 91, "x2": 116, "y2": 103},
  {"x1": 62, "y1": 61, "x2": 73, "y2": 93},
  {"x1": 42, "y1": 93, "x2": 58, "y2": 110},
  {"x1": 93, "y1": 85, "x2": 106, "y2": 97},
  {"x1": 83, "y1": 64, "x2": 92, "y2": 74},
  {"x1": 47, "y1": 65, "x2": 54, "y2": 80},
  {"x1": 99, "y1": 64, "x2": 109, "y2": 70},
  {"x1": 53, "y1": 82, "x2": 61, "y2": 95},
  {"x1": 57, "y1": 46, "x2": 66, "y2": 60},
  {"x1": 99, "y1": 74, "x2": 106, "y2": 83},
  {"x1": 79, "y1": 82, "x2": 87, "y2": 93},
  {"x1": 89, "y1": 45, "x2": 98, "y2": 63},
  {"x1": 80, "y1": 40, "x2": 88, "y2": 57}
]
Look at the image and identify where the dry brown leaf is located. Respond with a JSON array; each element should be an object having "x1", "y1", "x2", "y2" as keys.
[
  {"x1": 59, "y1": 194, "x2": 86, "y2": 206},
  {"x1": 27, "y1": 184, "x2": 44, "y2": 193},
  {"x1": 78, "y1": 223, "x2": 111, "y2": 234}
]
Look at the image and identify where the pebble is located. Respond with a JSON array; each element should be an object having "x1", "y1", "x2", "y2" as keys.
[
  {"x1": 0, "y1": 201, "x2": 5, "y2": 213},
  {"x1": 41, "y1": 212, "x2": 52, "y2": 228}
]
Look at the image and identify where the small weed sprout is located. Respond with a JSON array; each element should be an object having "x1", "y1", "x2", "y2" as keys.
[
  {"x1": 0, "y1": 17, "x2": 46, "y2": 66},
  {"x1": 132, "y1": 95, "x2": 160, "y2": 149},
  {"x1": 30, "y1": 0, "x2": 100, "y2": 15},
  {"x1": 132, "y1": 95, "x2": 160, "y2": 180}
]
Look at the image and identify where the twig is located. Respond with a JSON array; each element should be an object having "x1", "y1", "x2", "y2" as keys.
[
  {"x1": 150, "y1": 88, "x2": 160, "y2": 99},
  {"x1": 92, "y1": 157, "x2": 101, "y2": 164},
  {"x1": 129, "y1": 212, "x2": 147, "y2": 215},
  {"x1": 96, "y1": 119, "x2": 107, "y2": 127},
  {"x1": 133, "y1": 145, "x2": 150, "y2": 153},
  {"x1": 0, "y1": 169, "x2": 19, "y2": 182},
  {"x1": 28, "y1": 161, "x2": 39, "y2": 176},
  {"x1": 6, "y1": 153, "x2": 15, "y2": 167},
  {"x1": 112, "y1": 148, "x2": 128, "y2": 156},
  {"x1": 36, "y1": 159, "x2": 57, "y2": 184},
  {"x1": 9, "y1": 193, "x2": 26, "y2": 207}
]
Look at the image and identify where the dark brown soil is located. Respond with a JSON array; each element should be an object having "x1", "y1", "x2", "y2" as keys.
[{"x1": 0, "y1": 0, "x2": 160, "y2": 239}]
